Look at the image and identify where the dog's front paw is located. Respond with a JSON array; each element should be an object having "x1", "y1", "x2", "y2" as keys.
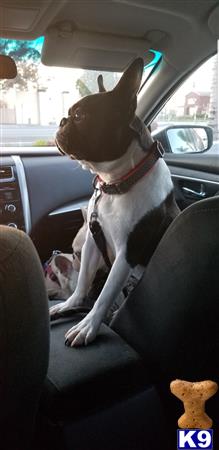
[
  {"x1": 49, "y1": 293, "x2": 85, "y2": 318},
  {"x1": 65, "y1": 312, "x2": 101, "y2": 347},
  {"x1": 49, "y1": 301, "x2": 70, "y2": 317}
]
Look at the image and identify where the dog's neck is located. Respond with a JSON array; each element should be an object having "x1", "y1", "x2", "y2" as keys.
[{"x1": 79, "y1": 138, "x2": 152, "y2": 184}]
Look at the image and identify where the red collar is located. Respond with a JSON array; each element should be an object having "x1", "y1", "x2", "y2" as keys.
[{"x1": 93, "y1": 140, "x2": 164, "y2": 195}]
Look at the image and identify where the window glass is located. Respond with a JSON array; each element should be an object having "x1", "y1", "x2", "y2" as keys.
[{"x1": 151, "y1": 54, "x2": 218, "y2": 154}]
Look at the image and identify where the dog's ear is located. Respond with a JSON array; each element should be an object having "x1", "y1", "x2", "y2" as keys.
[
  {"x1": 113, "y1": 58, "x2": 144, "y2": 101},
  {"x1": 97, "y1": 74, "x2": 106, "y2": 93},
  {"x1": 55, "y1": 255, "x2": 73, "y2": 277},
  {"x1": 81, "y1": 206, "x2": 87, "y2": 223}
]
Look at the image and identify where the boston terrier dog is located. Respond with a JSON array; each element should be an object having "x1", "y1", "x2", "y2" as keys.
[
  {"x1": 47, "y1": 208, "x2": 124, "y2": 317},
  {"x1": 45, "y1": 208, "x2": 88, "y2": 300},
  {"x1": 50, "y1": 58, "x2": 179, "y2": 346},
  {"x1": 45, "y1": 252, "x2": 78, "y2": 300}
]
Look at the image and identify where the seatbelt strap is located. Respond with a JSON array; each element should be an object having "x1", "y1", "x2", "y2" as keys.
[{"x1": 89, "y1": 188, "x2": 112, "y2": 269}]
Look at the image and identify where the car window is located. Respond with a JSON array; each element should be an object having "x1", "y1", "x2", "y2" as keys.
[
  {"x1": 0, "y1": 37, "x2": 162, "y2": 148},
  {"x1": 151, "y1": 54, "x2": 218, "y2": 154}
]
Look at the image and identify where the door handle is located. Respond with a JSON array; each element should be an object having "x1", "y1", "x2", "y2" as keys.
[{"x1": 182, "y1": 183, "x2": 206, "y2": 198}]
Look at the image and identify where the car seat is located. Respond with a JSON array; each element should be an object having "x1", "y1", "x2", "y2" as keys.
[
  {"x1": 0, "y1": 226, "x2": 49, "y2": 450},
  {"x1": 41, "y1": 195, "x2": 219, "y2": 450},
  {"x1": 112, "y1": 194, "x2": 219, "y2": 447}
]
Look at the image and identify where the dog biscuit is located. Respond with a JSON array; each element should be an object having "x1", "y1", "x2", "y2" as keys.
[{"x1": 170, "y1": 379, "x2": 218, "y2": 429}]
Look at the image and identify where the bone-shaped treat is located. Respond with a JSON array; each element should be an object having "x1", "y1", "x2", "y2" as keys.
[{"x1": 170, "y1": 379, "x2": 218, "y2": 429}]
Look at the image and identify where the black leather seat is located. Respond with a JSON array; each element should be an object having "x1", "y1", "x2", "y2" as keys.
[
  {"x1": 43, "y1": 315, "x2": 147, "y2": 421},
  {"x1": 41, "y1": 195, "x2": 219, "y2": 450},
  {"x1": 40, "y1": 313, "x2": 168, "y2": 450},
  {"x1": 112, "y1": 194, "x2": 219, "y2": 447},
  {"x1": 0, "y1": 226, "x2": 49, "y2": 450},
  {"x1": 112, "y1": 195, "x2": 219, "y2": 381}
]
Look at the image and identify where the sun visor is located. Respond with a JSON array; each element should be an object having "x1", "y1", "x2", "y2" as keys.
[{"x1": 41, "y1": 26, "x2": 157, "y2": 71}]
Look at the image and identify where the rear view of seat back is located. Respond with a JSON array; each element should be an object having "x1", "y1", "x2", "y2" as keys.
[
  {"x1": 0, "y1": 226, "x2": 49, "y2": 450},
  {"x1": 112, "y1": 195, "x2": 219, "y2": 382}
]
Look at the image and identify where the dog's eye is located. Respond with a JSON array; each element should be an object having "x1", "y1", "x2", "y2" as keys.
[{"x1": 72, "y1": 108, "x2": 85, "y2": 122}]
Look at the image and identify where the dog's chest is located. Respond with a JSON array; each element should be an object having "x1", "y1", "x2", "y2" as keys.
[
  {"x1": 96, "y1": 194, "x2": 133, "y2": 253},
  {"x1": 88, "y1": 159, "x2": 173, "y2": 261}
]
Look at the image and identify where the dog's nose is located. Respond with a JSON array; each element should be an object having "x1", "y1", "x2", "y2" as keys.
[{"x1": 60, "y1": 117, "x2": 68, "y2": 127}]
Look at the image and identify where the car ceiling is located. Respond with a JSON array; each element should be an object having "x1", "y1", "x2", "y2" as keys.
[
  {"x1": 0, "y1": 0, "x2": 218, "y2": 41},
  {"x1": 0, "y1": 1, "x2": 218, "y2": 68}
]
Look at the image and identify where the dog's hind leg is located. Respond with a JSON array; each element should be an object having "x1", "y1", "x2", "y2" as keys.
[
  {"x1": 49, "y1": 233, "x2": 102, "y2": 317},
  {"x1": 65, "y1": 250, "x2": 131, "y2": 346}
]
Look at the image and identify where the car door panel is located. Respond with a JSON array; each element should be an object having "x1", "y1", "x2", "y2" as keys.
[
  {"x1": 21, "y1": 155, "x2": 93, "y2": 261},
  {"x1": 165, "y1": 154, "x2": 219, "y2": 209},
  {"x1": 22, "y1": 155, "x2": 93, "y2": 228},
  {"x1": 165, "y1": 153, "x2": 219, "y2": 175}
]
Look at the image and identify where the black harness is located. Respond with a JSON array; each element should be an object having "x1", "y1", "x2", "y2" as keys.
[{"x1": 89, "y1": 188, "x2": 112, "y2": 269}]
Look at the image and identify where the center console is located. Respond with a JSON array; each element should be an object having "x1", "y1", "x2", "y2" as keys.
[{"x1": 0, "y1": 156, "x2": 30, "y2": 232}]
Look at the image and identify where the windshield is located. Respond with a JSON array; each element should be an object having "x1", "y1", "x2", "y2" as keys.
[{"x1": 0, "y1": 37, "x2": 162, "y2": 148}]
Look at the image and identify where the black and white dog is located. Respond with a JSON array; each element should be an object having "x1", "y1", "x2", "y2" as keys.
[{"x1": 50, "y1": 58, "x2": 179, "y2": 346}]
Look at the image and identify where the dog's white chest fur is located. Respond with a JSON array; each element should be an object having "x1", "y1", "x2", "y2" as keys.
[{"x1": 87, "y1": 153, "x2": 173, "y2": 260}]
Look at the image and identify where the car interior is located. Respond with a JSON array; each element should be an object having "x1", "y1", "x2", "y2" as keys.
[{"x1": 0, "y1": 1, "x2": 219, "y2": 449}]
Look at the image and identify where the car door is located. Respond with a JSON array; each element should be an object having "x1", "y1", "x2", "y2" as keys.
[{"x1": 151, "y1": 54, "x2": 219, "y2": 211}]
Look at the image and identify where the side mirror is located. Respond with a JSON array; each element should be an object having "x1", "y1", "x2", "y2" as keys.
[
  {"x1": 0, "y1": 54, "x2": 17, "y2": 79},
  {"x1": 153, "y1": 125, "x2": 213, "y2": 154}
]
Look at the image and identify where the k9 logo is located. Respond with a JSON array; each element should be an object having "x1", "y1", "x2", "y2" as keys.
[{"x1": 177, "y1": 429, "x2": 213, "y2": 449}]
